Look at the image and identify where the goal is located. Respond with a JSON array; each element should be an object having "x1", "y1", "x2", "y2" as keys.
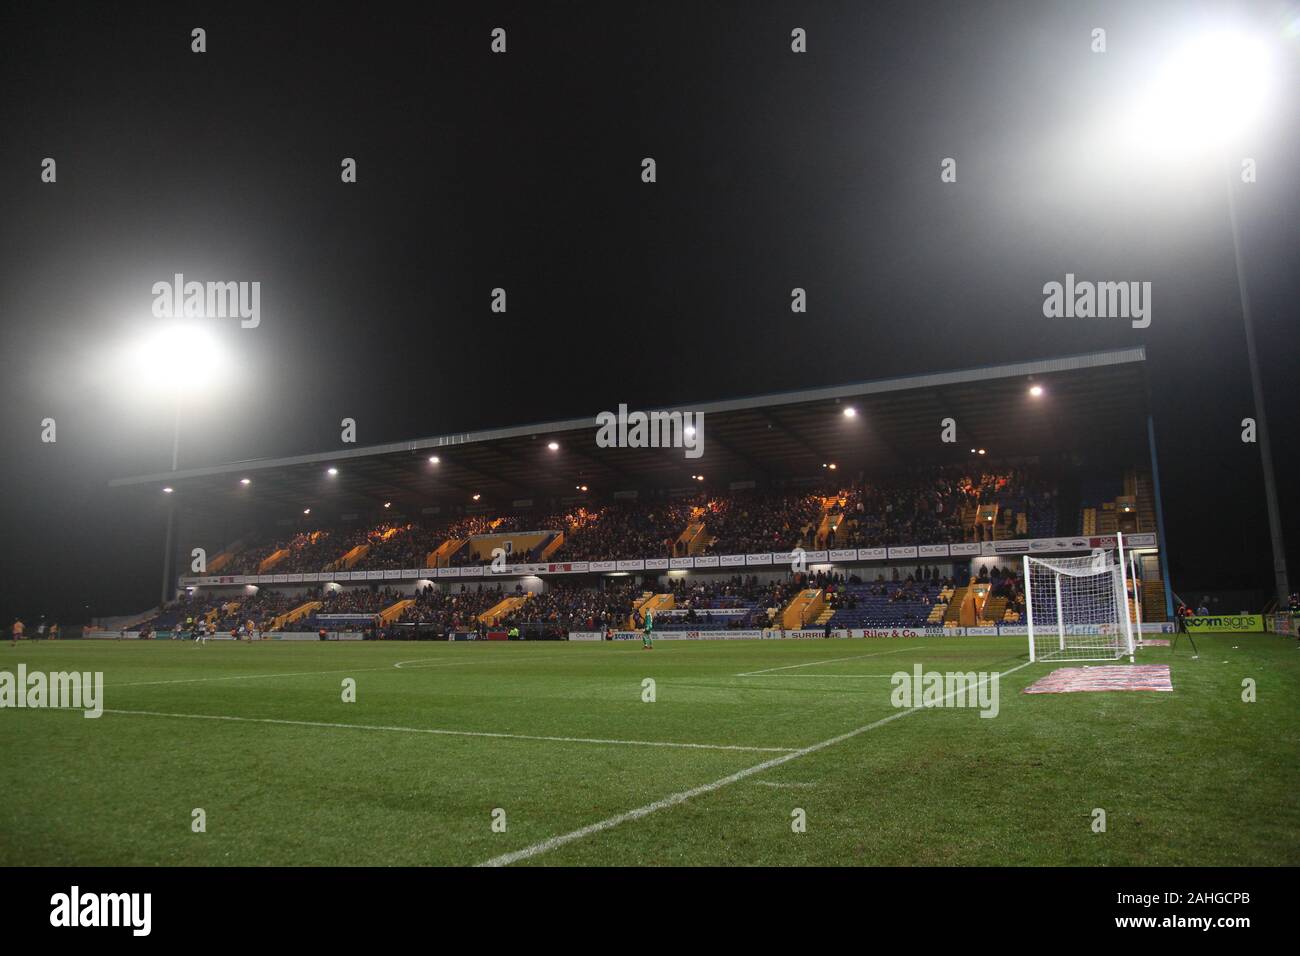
[{"x1": 1024, "y1": 534, "x2": 1135, "y2": 663}]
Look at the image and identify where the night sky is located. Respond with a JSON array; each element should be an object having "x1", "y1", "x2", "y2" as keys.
[{"x1": 1, "y1": 0, "x2": 1296, "y2": 624}]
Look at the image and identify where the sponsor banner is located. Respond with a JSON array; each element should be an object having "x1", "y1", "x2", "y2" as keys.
[
  {"x1": 854, "y1": 627, "x2": 922, "y2": 638},
  {"x1": 1089, "y1": 535, "x2": 1118, "y2": 549},
  {"x1": 616, "y1": 560, "x2": 644, "y2": 572},
  {"x1": 279, "y1": 632, "x2": 365, "y2": 641},
  {"x1": 991, "y1": 539, "x2": 1030, "y2": 554},
  {"x1": 924, "y1": 626, "x2": 958, "y2": 636},
  {"x1": 719, "y1": 554, "x2": 746, "y2": 567},
  {"x1": 273, "y1": 574, "x2": 289, "y2": 583},
  {"x1": 180, "y1": 575, "x2": 240, "y2": 587},
  {"x1": 655, "y1": 629, "x2": 764, "y2": 641},
  {"x1": 948, "y1": 542, "x2": 980, "y2": 556},
  {"x1": 1125, "y1": 532, "x2": 1157, "y2": 548},
  {"x1": 1140, "y1": 623, "x2": 1176, "y2": 634},
  {"x1": 887, "y1": 546, "x2": 918, "y2": 559},
  {"x1": 745, "y1": 553, "x2": 773, "y2": 566},
  {"x1": 461, "y1": 566, "x2": 483, "y2": 577},
  {"x1": 997, "y1": 625, "x2": 1028, "y2": 636},
  {"x1": 829, "y1": 549, "x2": 857, "y2": 562},
  {"x1": 1027, "y1": 537, "x2": 1091, "y2": 553},
  {"x1": 804, "y1": 550, "x2": 829, "y2": 564},
  {"x1": 964, "y1": 625, "x2": 998, "y2": 635},
  {"x1": 419, "y1": 569, "x2": 438, "y2": 579},
  {"x1": 287, "y1": 573, "x2": 304, "y2": 583},
  {"x1": 779, "y1": 628, "x2": 849, "y2": 639},
  {"x1": 366, "y1": 570, "x2": 383, "y2": 580},
  {"x1": 1186, "y1": 614, "x2": 1264, "y2": 634},
  {"x1": 669, "y1": 557, "x2": 694, "y2": 569},
  {"x1": 611, "y1": 631, "x2": 643, "y2": 641},
  {"x1": 918, "y1": 544, "x2": 949, "y2": 557},
  {"x1": 589, "y1": 560, "x2": 616, "y2": 572},
  {"x1": 553, "y1": 561, "x2": 590, "y2": 573},
  {"x1": 450, "y1": 631, "x2": 478, "y2": 642},
  {"x1": 979, "y1": 542, "x2": 996, "y2": 555},
  {"x1": 402, "y1": 569, "x2": 422, "y2": 580},
  {"x1": 567, "y1": 631, "x2": 605, "y2": 642},
  {"x1": 486, "y1": 631, "x2": 509, "y2": 641},
  {"x1": 437, "y1": 568, "x2": 459, "y2": 578},
  {"x1": 645, "y1": 558, "x2": 669, "y2": 570},
  {"x1": 857, "y1": 547, "x2": 887, "y2": 560},
  {"x1": 694, "y1": 555, "x2": 720, "y2": 568}
]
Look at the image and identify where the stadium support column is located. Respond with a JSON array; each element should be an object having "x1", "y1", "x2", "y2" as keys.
[
  {"x1": 161, "y1": 503, "x2": 175, "y2": 606},
  {"x1": 160, "y1": 398, "x2": 181, "y2": 607},
  {"x1": 1147, "y1": 415, "x2": 1175, "y2": 620},
  {"x1": 1225, "y1": 156, "x2": 1290, "y2": 607}
]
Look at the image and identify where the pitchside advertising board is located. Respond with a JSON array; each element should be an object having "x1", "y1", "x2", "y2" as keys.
[
  {"x1": 1185, "y1": 614, "x2": 1265, "y2": 634},
  {"x1": 178, "y1": 533, "x2": 1158, "y2": 587}
]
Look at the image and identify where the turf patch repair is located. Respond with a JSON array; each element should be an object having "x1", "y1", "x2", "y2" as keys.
[{"x1": 1023, "y1": 664, "x2": 1173, "y2": 694}]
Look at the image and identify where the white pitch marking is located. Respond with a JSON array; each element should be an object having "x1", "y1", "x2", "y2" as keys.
[
  {"x1": 116, "y1": 659, "x2": 475, "y2": 687},
  {"x1": 751, "y1": 780, "x2": 816, "y2": 789},
  {"x1": 98, "y1": 709, "x2": 797, "y2": 753},
  {"x1": 477, "y1": 660, "x2": 1033, "y2": 867},
  {"x1": 749, "y1": 673, "x2": 897, "y2": 678},
  {"x1": 735, "y1": 647, "x2": 915, "y2": 677}
]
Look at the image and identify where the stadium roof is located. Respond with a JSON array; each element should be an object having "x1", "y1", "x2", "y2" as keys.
[{"x1": 110, "y1": 348, "x2": 1150, "y2": 519}]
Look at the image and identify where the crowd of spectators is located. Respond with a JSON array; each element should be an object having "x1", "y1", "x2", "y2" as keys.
[{"x1": 697, "y1": 491, "x2": 824, "y2": 556}]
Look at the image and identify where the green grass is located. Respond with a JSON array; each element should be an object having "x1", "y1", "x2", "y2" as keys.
[{"x1": 1, "y1": 634, "x2": 1296, "y2": 866}]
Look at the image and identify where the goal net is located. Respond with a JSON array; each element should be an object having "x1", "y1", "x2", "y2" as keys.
[{"x1": 1024, "y1": 539, "x2": 1135, "y2": 663}]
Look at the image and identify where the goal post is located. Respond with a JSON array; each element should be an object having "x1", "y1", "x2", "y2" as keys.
[{"x1": 1024, "y1": 533, "x2": 1135, "y2": 663}]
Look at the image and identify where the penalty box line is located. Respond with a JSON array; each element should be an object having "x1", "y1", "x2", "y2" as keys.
[
  {"x1": 96, "y1": 708, "x2": 798, "y2": 754},
  {"x1": 477, "y1": 659, "x2": 1035, "y2": 867},
  {"x1": 734, "y1": 647, "x2": 916, "y2": 677}
]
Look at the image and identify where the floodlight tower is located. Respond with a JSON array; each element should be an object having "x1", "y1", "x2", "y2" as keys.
[{"x1": 1147, "y1": 29, "x2": 1290, "y2": 605}]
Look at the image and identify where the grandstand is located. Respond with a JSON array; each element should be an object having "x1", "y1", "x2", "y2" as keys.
[{"x1": 109, "y1": 349, "x2": 1173, "y2": 638}]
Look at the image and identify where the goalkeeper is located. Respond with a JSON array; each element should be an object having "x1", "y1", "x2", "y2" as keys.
[{"x1": 642, "y1": 611, "x2": 654, "y2": 650}]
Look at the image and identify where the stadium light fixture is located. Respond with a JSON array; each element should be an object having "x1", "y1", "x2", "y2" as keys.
[
  {"x1": 978, "y1": 449, "x2": 986, "y2": 455},
  {"x1": 828, "y1": 463, "x2": 837, "y2": 470},
  {"x1": 162, "y1": 486, "x2": 174, "y2": 494},
  {"x1": 547, "y1": 441, "x2": 559, "y2": 451},
  {"x1": 1133, "y1": 28, "x2": 1275, "y2": 156},
  {"x1": 580, "y1": 485, "x2": 588, "y2": 492},
  {"x1": 383, "y1": 501, "x2": 391, "y2": 509},
  {"x1": 303, "y1": 508, "x2": 311, "y2": 515},
  {"x1": 428, "y1": 456, "x2": 440, "y2": 464},
  {"x1": 240, "y1": 477, "x2": 251, "y2": 485},
  {"x1": 1029, "y1": 385, "x2": 1044, "y2": 397},
  {"x1": 843, "y1": 406, "x2": 857, "y2": 418},
  {"x1": 327, "y1": 467, "x2": 338, "y2": 476},
  {"x1": 684, "y1": 426, "x2": 696, "y2": 437},
  {"x1": 124, "y1": 321, "x2": 227, "y2": 392},
  {"x1": 472, "y1": 494, "x2": 481, "y2": 501}
]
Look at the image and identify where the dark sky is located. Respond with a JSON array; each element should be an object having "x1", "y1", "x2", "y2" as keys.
[{"x1": 1, "y1": 0, "x2": 1296, "y2": 623}]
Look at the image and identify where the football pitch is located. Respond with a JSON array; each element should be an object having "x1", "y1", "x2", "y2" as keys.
[{"x1": 1, "y1": 635, "x2": 1296, "y2": 867}]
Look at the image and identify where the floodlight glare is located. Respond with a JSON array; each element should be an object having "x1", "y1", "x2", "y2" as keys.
[
  {"x1": 124, "y1": 321, "x2": 226, "y2": 391},
  {"x1": 843, "y1": 406, "x2": 857, "y2": 418},
  {"x1": 1133, "y1": 29, "x2": 1274, "y2": 153},
  {"x1": 1029, "y1": 385, "x2": 1044, "y2": 397},
  {"x1": 547, "y1": 441, "x2": 560, "y2": 451}
]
